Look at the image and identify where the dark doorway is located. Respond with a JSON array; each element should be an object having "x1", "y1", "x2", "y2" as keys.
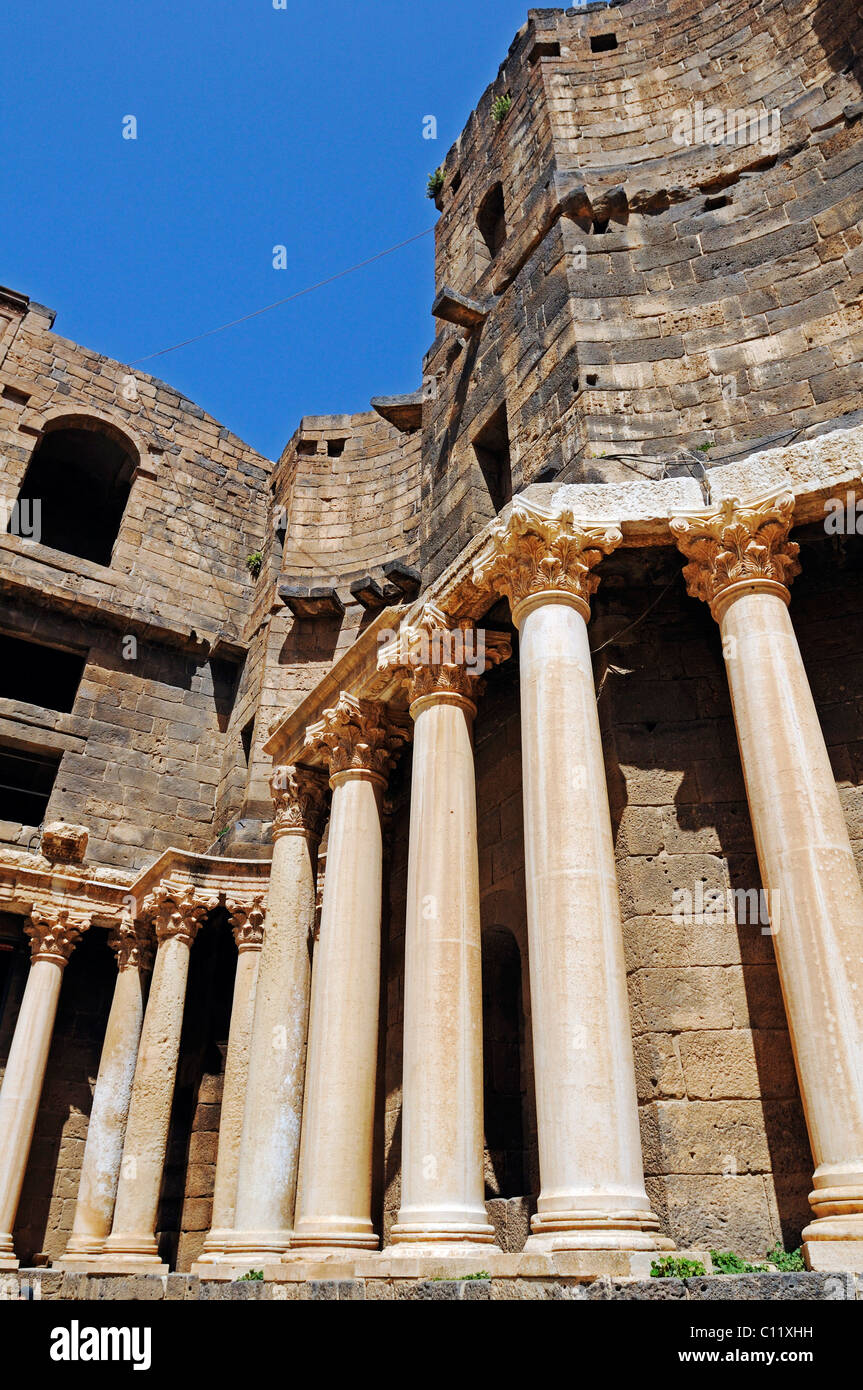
[{"x1": 482, "y1": 925, "x2": 525, "y2": 1198}]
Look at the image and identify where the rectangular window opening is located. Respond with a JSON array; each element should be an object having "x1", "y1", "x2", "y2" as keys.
[
  {"x1": 473, "y1": 404, "x2": 512, "y2": 515},
  {"x1": 591, "y1": 34, "x2": 618, "y2": 52},
  {"x1": 0, "y1": 633, "x2": 86, "y2": 714},
  {"x1": 528, "y1": 41, "x2": 561, "y2": 64},
  {"x1": 327, "y1": 438, "x2": 347, "y2": 458},
  {"x1": 241, "y1": 717, "x2": 255, "y2": 766},
  {"x1": 0, "y1": 746, "x2": 61, "y2": 827}
]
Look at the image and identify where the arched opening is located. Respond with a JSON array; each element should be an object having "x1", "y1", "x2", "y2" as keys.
[
  {"x1": 12, "y1": 421, "x2": 137, "y2": 566},
  {"x1": 476, "y1": 182, "x2": 507, "y2": 268},
  {"x1": 481, "y1": 924, "x2": 525, "y2": 1199}
]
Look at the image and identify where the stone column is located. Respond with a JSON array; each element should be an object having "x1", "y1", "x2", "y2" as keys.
[
  {"x1": 101, "y1": 886, "x2": 209, "y2": 1270},
  {"x1": 192, "y1": 897, "x2": 264, "y2": 1269},
  {"x1": 379, "y1": 603, "x2": 510, "y2": 1252},
  {"x1": 222, "y1": 766, "x2": 328, "y2": 1267},
  {"x1": 290, "y1": 694, "x2": 409, "y2": 1254},
  {"x1": 0, "y1": 908, "x2": 88, "y2": 1271},
  {"x1": 672, "y1": 492, "x2": 863, "y2": 1272},
  {"x1": 59, "y1": 914, "x2": 154, "y2": 1268},
  {"x1": 473, "y1": 500, "x2": 670, "y2": 1254}
]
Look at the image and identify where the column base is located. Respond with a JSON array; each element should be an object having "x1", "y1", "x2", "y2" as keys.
[
  {"x1": 802, "y1": 1206, "x2": 863, "y2": 1271},
  {"x1": 803, "y1": 1239, "x2": 863, "y2": 1273},
  {"x1": 526, "y1": 1201, "x2": 672, "y2": 1254},
  {"x1": 389, "y1": 1215, "x2": 497, "y2": 1252},
  {"x1": 0, "y1": 1233, "x2": 19, "y2": 1270},
  {"x1": 289, "y1": 1231, "x2": 379, "y2": 1254},
  {"x1": 197, "y1": 1230, "x2": 293, "y2": 1269},
  {"x1": 96, "y1": 1232, "x2": 168, "y2": 1273},
  {"x1": 54, "y1": 1233, "x2": 107, "y2": 1268}
]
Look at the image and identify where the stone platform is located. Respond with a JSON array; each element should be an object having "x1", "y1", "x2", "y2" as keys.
[{"x1": 2, "y1": 1270, "x2": 861, "y2": 1302}]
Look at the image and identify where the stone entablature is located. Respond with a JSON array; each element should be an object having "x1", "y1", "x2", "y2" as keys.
[{"x1": 264, "y1": 424, "x2": 863, "y2": 763}]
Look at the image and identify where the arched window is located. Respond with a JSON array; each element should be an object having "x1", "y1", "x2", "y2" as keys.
[
  {"x1": 12, "y1": 420, "x2": 137, "y2": 566},
  {"x1": 476, "y1": 182, "x2": 507, "y2": 268}
]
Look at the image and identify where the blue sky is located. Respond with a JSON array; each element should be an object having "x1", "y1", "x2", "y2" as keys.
[{"x1": 0, "y1": 1, "x2": 534, "y2": 459}]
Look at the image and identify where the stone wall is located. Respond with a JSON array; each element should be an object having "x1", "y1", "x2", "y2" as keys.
[
  {"x1": 2, "y1": 1268, "x2": 860, "y2": 1301},
  {"x1": 420, "y1": 0, "x2": 863, "y2": 583}
]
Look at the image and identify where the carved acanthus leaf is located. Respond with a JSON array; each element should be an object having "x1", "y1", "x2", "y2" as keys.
[
  {"x1": 270, "y1": 764, "x2": 329, "y2": 840},
  {"x1": 108, "y1": 910, "x2": 155, "y2": 972},
  {"x1": 377, "y1": 602, "x2": 511, "y2": 705},
  {"x1": 670, "y1": 492, "x2": 800, "y2": 608},
  {"x1": 26, "y1": 906, "x2": 90, "y2": 963},
  {"x1": 140, "y1": 884, "x2": 211, "y2": 945},
  {"x1": 472, "y1": 499, "x2": 622, "y2": 612},
  {"x1": 304, "y1": 692, "x2": 411, "y2": 779},
  {"x1": 226, "y1": 894, "x2": 266, "y2": 950}
]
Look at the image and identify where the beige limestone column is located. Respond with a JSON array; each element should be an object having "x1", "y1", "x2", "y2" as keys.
[
  {"x1": 0, "y1": 908, "x2": 88, "y2": 1271},
  {"x1": 290, "y1": 694, "x2": 409, "y2": 1254},
  {"x1": 379, "y1": 604, "x2": 510, "y2": 1251},
  {"x1": 101, "y1": 886, "x2": 209, "y2": 1270},
  {"x1": 192, "y1": 897, "x2": 264, "y2": 1269},
  {"x1": 59, "y1": 914, "x2": 154, "y2": 1268},
  {"x1": 222, "y1": 766, "x2": 328, "y2": 1266},
  {"x1": 672, "y1": 492, "x2": 863, "y2": 1271},
  {"x1": 473, "y1": 500, "x2": 670, "y2": 1253}
]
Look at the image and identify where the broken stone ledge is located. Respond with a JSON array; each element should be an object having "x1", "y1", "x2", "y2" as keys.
[{"x1": 2, "y1": 1271, "x2": 861, "y2": 1301}]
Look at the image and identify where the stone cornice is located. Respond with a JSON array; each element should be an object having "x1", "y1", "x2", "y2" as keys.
[
  {"x1": 670, "y1": 492, "x2": 801, "y2": 613},
  {"x1": 303, "y1": 692, "x2": 411, "y2": 780},
  {"x1": 472, "y1": 498, "x2": 622, "y2": 620},
  {"x1": 263, "y1": 424, "x2": 863, "y2": 764},
  {"x1": 127, "y1": 848, "x2": 271, "y2": 913}
]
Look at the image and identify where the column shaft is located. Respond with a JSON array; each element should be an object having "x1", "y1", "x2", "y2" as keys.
[
  {"x1": 0, "y1": 908, "x2": 85, "y2": 1271},
  {"x1": 227, "y1": 784, "x2": 323, "y2": 1264},
  {"x1": 719, "y1": 588, "x2": 863, "y2": 1243},
  {"x1": 292, "y1": 771, "x2": 384, "y2": 1250},
  {"x1": 0, "y1": 960, "x2": 65, "y2": 1268},
  {"x1": 392, "y1": 694, "x2": 493, "y2": 1247},
  {"x1": 102, "y1": 928, "x2": 195, "y2": 1267},
  {"x1": 518, "y1": 596, "x2": 664, "y2": 1249},
  {"x1": 61, "y1": 957, "x2": 148, "y2": 1262},
  {"x1": 193, "y1": 909, "x2": 262, "y2": 1268}
]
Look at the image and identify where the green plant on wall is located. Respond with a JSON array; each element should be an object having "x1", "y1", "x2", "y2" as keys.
[
  {"x1": 765, "y1": 1244, "x2": 805, "y2": 1272},
  {"x1": 651, "y1": 1256, "x2": 707, "y2": 1278},
  {"x1": 426, "y1": 167, "x2": 445, "y2": 200},
  {"x1": 491, "y1": 93, "x2": 513, "y2": 123},
  {"x1": 245, "y1": 550, "x2": 263, "y2": 579}
]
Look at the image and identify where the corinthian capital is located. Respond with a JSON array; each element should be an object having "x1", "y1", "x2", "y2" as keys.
[
  {"x1": 304, "y1": 693, "x2": 411, "y2": 781},
  {"x1": 670, "y1": 492, "x2": 800, "y2": 614},
  {"x1": 270, "y1": 764, "x2": 329, "y2": 841},
  {"x1": 26, "y1": 906, "x2": 90, "y2": 964},
  {"x1": 141, "y1": 884, "x2": 210, "y2": 946},
  {"x1": 108, "y1": 911, "x2": 155, "y2": 973},
  {"x1": 377, "y1": 602, "x2": 511, "y2": 709},
  {"x1": 227, "y1": 895, "x2": 266, "y2": 951},
  {"x1": 472, "y1": 498, "x2": 622, "y2": 621}
]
